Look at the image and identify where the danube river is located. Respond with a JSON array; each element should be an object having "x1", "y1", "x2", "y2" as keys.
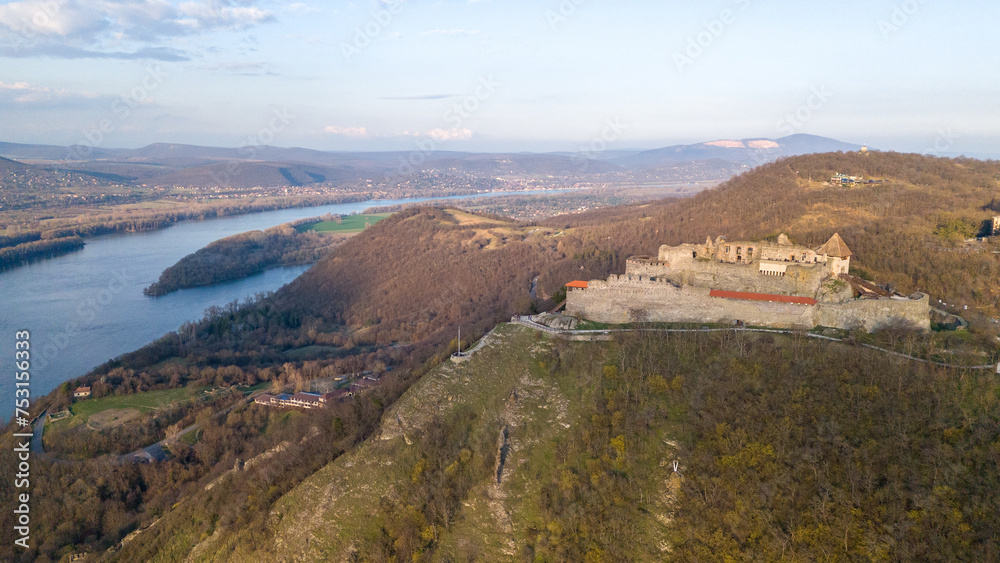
[{"x1": 0, "y1": 192, "x2": 550, "y2": 421}]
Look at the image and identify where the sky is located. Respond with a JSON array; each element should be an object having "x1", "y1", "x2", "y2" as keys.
[{"x1": 0, "y1": 0, "x2": 998, "y2": 156}]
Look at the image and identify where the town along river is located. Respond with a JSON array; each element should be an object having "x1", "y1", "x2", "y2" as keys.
[{"x1": 0, "y1": 192, "x2": 553, "y2": 421}]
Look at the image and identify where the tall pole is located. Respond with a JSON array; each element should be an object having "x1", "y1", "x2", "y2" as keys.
[{"x1": 458, "y1": 326, "x2": 461, "y2": 356}]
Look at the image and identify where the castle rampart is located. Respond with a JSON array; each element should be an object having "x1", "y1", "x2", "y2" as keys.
[{"x1": 567, "y1": 234, "x2": 930, "y2": 332}]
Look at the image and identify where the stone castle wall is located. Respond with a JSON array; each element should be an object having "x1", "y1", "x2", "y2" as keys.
[
  {"x1": 625, "y1": 257, "x2": 830, "y2": 298},
  {"x1": 566, "y1": 277, "x2": 930, "y2": 331},
  {"x1": 816, "y1": 294, "x2": 931, "y2": 332}
]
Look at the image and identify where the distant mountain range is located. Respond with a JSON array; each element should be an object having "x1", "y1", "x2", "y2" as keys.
[
  {"x1": 0, "y1": 134, "x2": 866, "y2": 188},
  {"x1": 609, "y1": 134, "x2": 863, "y2": 169}
]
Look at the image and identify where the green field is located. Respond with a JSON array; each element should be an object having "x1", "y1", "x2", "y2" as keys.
[
  {"x1": 53, "y1": 386, "x2": 209, "y2": 429},
  {"x1": 296, "y1": 213, "x2": 390, "y2": 233},
  {"x1": 240, "y1": 381, "x2": 272, "y2": 395}
]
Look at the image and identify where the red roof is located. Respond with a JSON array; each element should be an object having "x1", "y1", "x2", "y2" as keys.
[
  {"x1": 709, "y1": 290, "x2": 817, "y2": 306},
  {"x1": 565, "y1": 281, "x2": 589, "y2": 289}
]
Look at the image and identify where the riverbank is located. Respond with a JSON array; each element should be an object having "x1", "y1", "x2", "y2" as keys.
[
  {"x1": 0, "y1": 192, "x2": 372, "y2": 273},
  {"x1": 0, "y1": 190, "x2": 577, "y2": 421}
]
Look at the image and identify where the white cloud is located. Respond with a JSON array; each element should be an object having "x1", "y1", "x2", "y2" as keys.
[
  {"x1": 0, "y1": 0, "x2": 275, "y2": 59},
  {"x1": 0, "y1": 80, "x2": 106, "y2": 107},
  {"x1": 0, "y1": 0, "x2": 107, "y2": 38},
  {"x1": 425, "y1": 128, "x2": 473, "y2": 141},
  {"x1": 324, "y1": 125, "x2": 370, "y2": 138}
]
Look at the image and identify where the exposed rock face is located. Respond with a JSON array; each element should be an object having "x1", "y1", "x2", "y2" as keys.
[{"x1": 531, "y1": 313, "x2": 579, "y2": 330}]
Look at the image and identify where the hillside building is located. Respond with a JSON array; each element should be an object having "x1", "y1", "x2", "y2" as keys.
[
  {"x1": 566, "y1": 233, "x2": 930, "y2": 331},
  {"x1": 254, "y1": 391, "x2": 346, "y2": 409}
]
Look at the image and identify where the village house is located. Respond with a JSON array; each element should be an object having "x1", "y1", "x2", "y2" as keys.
[{"x1": 73, "y1": 386, "x2": 91, "y2": 398}]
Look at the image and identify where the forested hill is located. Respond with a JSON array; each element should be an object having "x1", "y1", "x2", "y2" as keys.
[
  {"x1": 12, "y1": 151, "x2": 1000, "y2": 562},
  {"x1": 276, "y1": 208, "x2": 609, "y2": 355},
  {"x1": 541, "y1": 151, "x2": 1000, "y2": 319},
  {"x1": 279, "y1": 151, "x2": 1000, "y2": 333}
]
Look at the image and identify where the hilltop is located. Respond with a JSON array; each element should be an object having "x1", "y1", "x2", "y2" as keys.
[
  {"x1": 7, "y1": 151, "x2": 1000, "y2": 562},
  {"x1": 540, "y1": 151, "x2": 1000, "y2": 320}
]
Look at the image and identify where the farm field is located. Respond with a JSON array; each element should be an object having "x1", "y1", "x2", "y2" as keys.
[
  {"x1": 296, "y1": 213, "x2": 390, "y2": 233},
  {"x1": 52, "y1": 385, "x2": 211, "y2": 430}
]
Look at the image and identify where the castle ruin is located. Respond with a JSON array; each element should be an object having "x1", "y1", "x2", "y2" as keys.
[{"x1": 566, "y1": 233, "x2": 930, "y2": 332}]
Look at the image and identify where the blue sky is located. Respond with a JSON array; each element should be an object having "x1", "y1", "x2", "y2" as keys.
[{"x1": 0, "y1": 0, "x2": 998, "y2": 155}]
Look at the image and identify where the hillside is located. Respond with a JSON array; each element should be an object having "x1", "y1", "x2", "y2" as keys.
[
  {"x1": 134, "y1": 324, "x2": 677, "y2": 561},
  {"x1": 277, "y1": 207, "x2": 589, "y2": 352},
  {"x1": 8, "y1": 151, "x2": 1000, "y2": 562},
  {"x1": 113, "y1": 324, "x2": 1000, "y2": 561},
  {"x1": 541, "y1": 151, "x2": 1000, "y2": 320},
  {"x1": 142, "y1": 161, "x2": 362, "y2": 189}
]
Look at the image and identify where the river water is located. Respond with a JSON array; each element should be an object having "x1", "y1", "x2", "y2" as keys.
[{"x1": 0, "y1": 192, "x2": 553, "y2": 421}]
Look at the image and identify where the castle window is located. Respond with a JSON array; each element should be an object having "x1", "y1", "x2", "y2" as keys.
[
  {"x1": 736, "y1": 246, "x2": 742, "y2": 256},
  {"x1": 692, "y1": 251, "x2": 697, "y2": 258},
  {"x1": 725, "y1": 245, "x2": 731, "y2": 253},
  {"x1": 748, "y1": 248, "x2": 754, "y2": 258},
  {"x1": 801, "y1": 253, "x2": 806, "y2": 261}
]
